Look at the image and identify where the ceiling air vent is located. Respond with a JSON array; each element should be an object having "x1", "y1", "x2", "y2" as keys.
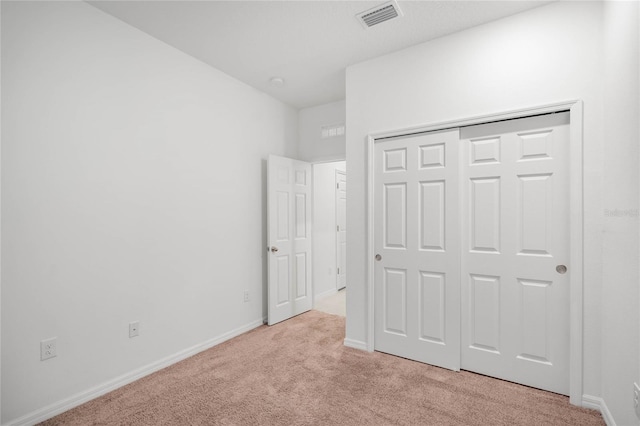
[{"x1": 356, "y1": 0, "x2": 403, "y2": 29}]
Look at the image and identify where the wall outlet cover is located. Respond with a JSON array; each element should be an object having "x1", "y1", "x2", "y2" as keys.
[
  {"x1": 40, "y1": 337, "x2": 57, "y2": 361},
  {"x1": 129, "y1": 321, "x2": 140, "y2": 338}
]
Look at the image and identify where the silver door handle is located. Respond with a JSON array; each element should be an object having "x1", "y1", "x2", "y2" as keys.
[
  {"x1": 375, "y1": 254, "x2": 382, "y2": 261},
  {"x1": 271, "y1": 246, "x2": 279, "y2": 253},
  {"x1": 556, "y1": 265, "x2": 567, "y2": 274}
]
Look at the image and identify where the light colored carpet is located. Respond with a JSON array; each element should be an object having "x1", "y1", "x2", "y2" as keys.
[
  {"x1": 313, "y1": 288, "x2": 346, "y2": 317},
  {"x1": 42, "y1": 311, "x2": 604, "y2": 425}
]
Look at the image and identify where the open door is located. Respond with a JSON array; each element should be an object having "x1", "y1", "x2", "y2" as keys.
[{"x1": 267, "y1": 155, "x2": 313, "y2": 325}]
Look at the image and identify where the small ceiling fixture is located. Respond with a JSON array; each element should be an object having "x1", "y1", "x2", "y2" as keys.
[
  {"x1": 269, "y1": 77, "x2": 285, "y2": 87},
  {"x1": 356, "y1": 0, "x2": 403, "y2": 29}
]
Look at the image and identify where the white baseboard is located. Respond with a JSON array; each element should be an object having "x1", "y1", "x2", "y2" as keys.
[
  {"x1": 343, "y1": 338, "x2": 368, "y2": 351},
  {"x1": 6, "y1": 318, "x2": 266, "y2": 426},
  {"x1": 314, "y1": 287, "x2": 338, "y2": 301},
  {"x1": 582, "y1": 394, "x2": 616, "y2": 426}
]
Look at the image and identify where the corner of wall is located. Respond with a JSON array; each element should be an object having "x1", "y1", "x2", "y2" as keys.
[{"x1": 601, "y1": 0, "x2": 640, "y2": 424}]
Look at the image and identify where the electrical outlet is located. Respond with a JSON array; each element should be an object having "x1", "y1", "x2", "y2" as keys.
[
  {"x1": 129, "y1": 321, "x2": 139, "y2": 338},
  {"x1": 243, "y1": 290, "x2": 250, "y2": 303},
  {"x1": 41, "y1": 337, "x2": 57, "y2": 361},
  {"x1": 634, "y1": 382, "x2": 640, "y2": 419}
]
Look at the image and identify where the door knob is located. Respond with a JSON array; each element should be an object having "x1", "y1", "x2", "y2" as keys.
[
  {"x1": 375, "y1": 254, "x2": 382, "y2": 261},
  {"x1": 556, "y1": 265, "x2": 567, "y2": 274},
  {"x1": 271, "y1": 246, "x2": 279, "y2": 253}
]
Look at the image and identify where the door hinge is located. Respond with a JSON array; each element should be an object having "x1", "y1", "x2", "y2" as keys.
[
  {"x1": 337, "y1": 183, "x2": 339, "y2": 189},
  {"x1": 337, "y1": 225, "x2": 340, "y2": 231},
  {"x1": 337, "y1": 267, "x2": 340, "y2": 274}
]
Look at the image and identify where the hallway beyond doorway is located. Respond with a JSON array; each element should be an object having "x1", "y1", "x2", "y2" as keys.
[{"x1": 314, "y1": 289, "x2": 345, "y2": 317}]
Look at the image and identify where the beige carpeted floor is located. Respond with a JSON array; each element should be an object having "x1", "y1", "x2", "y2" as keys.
[{"x1": 42, "y1": 311, "x2": 604, "y2": 426}]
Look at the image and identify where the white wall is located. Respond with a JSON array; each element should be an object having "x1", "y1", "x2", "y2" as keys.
[
  {"x1": 0, "y1": 2, "x2": 3, "y2": 422},
  {"x1": 312, "y1": 161, "x2": 346, "y2": 299},
  {"x1": 298, "y1": 100, "x2": 346, "y2": 162},
  {"x1": 601, "y1": 1, "x2": 640, "y2": 425},
  {"x1": 346, "y1": 2, "x2": 638, "y2": 423},
  {"x1": 1, "y1": 1, "x2": 298, "y2": 423}
]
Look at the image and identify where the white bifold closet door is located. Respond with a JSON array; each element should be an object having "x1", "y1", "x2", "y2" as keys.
[
  {"x1": 374, "y1": 129, "x2": 461, "y2": 371},
  {"x1": 460, "y1": 112, "x2": 570, "y2": 395}
]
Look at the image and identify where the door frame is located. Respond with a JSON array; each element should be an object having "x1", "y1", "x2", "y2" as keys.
[
  {"x1": 364, "y1": 100, "x2": 584, "y2": 405},
  {"x1": 335, "y1": 169, "x2": 347, "y2": 290}
]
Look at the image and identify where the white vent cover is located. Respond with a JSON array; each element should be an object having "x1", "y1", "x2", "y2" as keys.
[
  {"x1": 356, "y1": 0, "x2": 403, "y2": 29},
  {"x1": 321, "y1": 123, "x2": 345, "y2": 139}
]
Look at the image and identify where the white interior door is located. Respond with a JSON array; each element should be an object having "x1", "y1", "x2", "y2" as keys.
[
  {"x1": 460, "y1": 112, "x2": 570, "y2": 395},
  {"x1": 373, "y1": 129, "x2": 461, "y2": 370},
  {"x1": 267, "y1": 155, "x2": 312, "y2": 325},
  {"x1": 336, "y1": 171, "x2": 347, "y2": 290}
]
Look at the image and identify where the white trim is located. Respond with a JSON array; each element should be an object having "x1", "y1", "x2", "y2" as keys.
[
  {"x1": 582, "y1": 395, "x2": 616, "y2": 426},
  {"x1": 365, "y1": 100, "x2": 584, "y2": 402},
  {"x1": 568, "y1": 101, "x2": 585, "y2": 405},
  {"x1": 309, "y1": 157, "x2": 347, "y2": 165},
  {"x1": 335, "y1": 169, "x2": 347, "y2": 291},
  {"x1": 343, "y1": 338, "x2": 369, "y2": 351},
  {"x1": 366, "y1": 134, "x2": 376, "y2": 352},
  {"x1": 6, "y1": 318, "x2": 266, "y2": 426},
  {"x1": 369, "y1": 100, "x2": 582, "y2": 140}
]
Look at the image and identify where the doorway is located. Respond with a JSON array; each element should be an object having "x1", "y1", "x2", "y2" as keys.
[
  {"x1": 312, "y1": 161, "x2": 347, "y2": 310},
  {"x1": 366, "y1": 101, "x2": 584, "y2": 403}
]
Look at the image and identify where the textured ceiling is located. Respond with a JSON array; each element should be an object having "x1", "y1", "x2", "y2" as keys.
[{"x1": 89, "y1": 1, "x2": 552, "y2": 109}]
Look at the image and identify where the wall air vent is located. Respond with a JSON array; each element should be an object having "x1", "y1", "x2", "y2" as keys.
[
  {"x1": 356, "y1": 0, "x2": 403, "y2": 29},
  {"x1": 321, "y1": 123, "x2": 345, "y2": 139}
]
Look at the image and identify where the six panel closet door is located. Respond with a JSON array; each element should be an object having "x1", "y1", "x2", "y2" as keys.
[
  {"x1": 460, "y1": 112, "x2": 570, "y2": 395},
  {"x1": 373, "y1": 129, "x2": 461, "y2": 371},
  {"x1": 373, "y1": 112, "x2": 570, "y2": 395}
]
